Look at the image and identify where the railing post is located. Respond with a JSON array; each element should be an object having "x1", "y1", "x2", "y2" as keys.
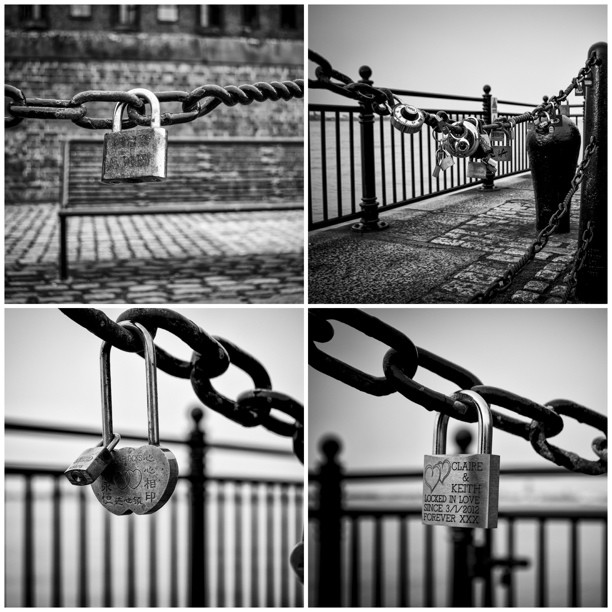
[
  {"x1": 576, "y1": 41, "x2": 607, "y2": 303},
  {"x1": 449, "y1": 429, "x2": 475, "y2": 606},
  {"x1": 316, "y1": 436, "x2": 343, "y2": 606},
  {"x1": 189, "y1": 406, "x2": 207, "y2": 607},
  {"x1": 480, "y1": 84, "x2": 496, "y2": 191},
  {"x1": 352, "y1": 66, "x2": 389, "y2": 232}
]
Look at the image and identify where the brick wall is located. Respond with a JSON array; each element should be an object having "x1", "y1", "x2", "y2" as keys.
[{"x1": 5, "y1": 8, "x2": 303, "y2": 204}]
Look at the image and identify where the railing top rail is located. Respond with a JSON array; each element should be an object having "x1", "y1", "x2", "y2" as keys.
[
  {"x1": 390, "y1": 88, "x2": 484, "y2": 104},
  {"x1": 6, "y1": 420, "x2": 295, "y2": 457},
  {"x1": 5, "y1": 464, "x2": 302, "y2": 486}
]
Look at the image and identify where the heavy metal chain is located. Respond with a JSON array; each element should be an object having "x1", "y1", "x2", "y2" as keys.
[
  {"x1": 309, "y1": 308, "x2": 607, "y2": 475},
  {"x1": 469, "y1": 137, "x2": 597, "y2": 303},
  {"x1": 60, "y1": 308, "x2": 304, "y2": 463},
  {"x1": 563, "y1": 221, "x2": 594, "y2": 303},
  {"x1": 5, "y1": 79, "x2": 304, "y2": 129},
  {"x1": 309, "y1": 48, "x2": 598, "y2": 136}
]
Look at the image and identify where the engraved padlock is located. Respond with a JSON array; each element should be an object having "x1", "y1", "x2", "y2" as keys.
[
  {"x1": 91, "y1": 321, "x2": 179, "y2": 515},
  {"x1": 389, "y1": 103, "x2": 425, "y2": 134},
  {"x1": 64, "y1": 433, "x2": 121, "y2": 486},
  {"x1": 444, "y1": 119, "x2": 480, "y2": 158},
  {"x1": 101, "y1": 88, "x2": 168, "y2": 184},
  {"x1": 423, "y1": 389, "x2": 500, "y2": 529}
]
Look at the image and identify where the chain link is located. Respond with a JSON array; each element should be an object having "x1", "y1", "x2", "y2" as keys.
[
  {"x1": 309, "y1": 308, "x2": 606, "y2": 475},
  {"x1": 563, "y1": 221, "x2": 594, "y2": 303},
  {"x1": 469, "y1": 137, "x2": 598, "y2": 303},
  {"x1": 5, "y1": 79, "x2": 304, "y2": 129},
  {"x1": 61, "y1": 308, "x2": 303, "y2": 463}
]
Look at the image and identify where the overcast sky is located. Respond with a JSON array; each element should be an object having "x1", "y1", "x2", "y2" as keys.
[
  {"x1": 308, "y1": 308, "x2": 607, "y2": 474},
  {"x1": 5, "y1": 307, "x2": 304, "y2": 479},
  {"x1": 309, "y1": 4, "x2": 607, "y2": 113}
]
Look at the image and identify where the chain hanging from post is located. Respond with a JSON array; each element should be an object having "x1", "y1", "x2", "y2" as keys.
[
  {"x1": 309, "y1": 308, "x2": 607, "y2": 475},
  {"x1": 60, "y1": 308, "x2": 304, "y2": 464},
  {"x1": 5, "y1": 79, "x2": 304, "y2": 129},
  {"x1": 468, "y1": 137, "x2": 598, "y2": 303}
]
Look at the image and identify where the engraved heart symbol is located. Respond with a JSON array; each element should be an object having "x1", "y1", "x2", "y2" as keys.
[
  {"x1": 424, "y1": 463, "x2": 441, "y2": 492},
  {"x1": 92, "y1": 445, "x2": 178, "y2": 516},
  {"x1": 438, "y1": 459, "x2": 451, "y2": 484}
]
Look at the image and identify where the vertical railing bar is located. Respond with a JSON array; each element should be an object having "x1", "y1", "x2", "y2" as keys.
[
  {"x1": 349, "y1": 517, "x2": 360, "y2": 606},
  {"x1": 569, "y1": 518, "x2": 579, "y2": 606},
  {"x1": 335, "y1": 110, "x2": 343, "y2": 217},
  {"x1": 602, "y1": 520, "x2": 608, "y2": 606},
  {"x1": 379, "y1": 116, "x2": 387, "y2": 206},
  {"x1": 280, "y1": 484, "x2": 290, "y2": 606},
  {"x1": 373, "y1": 516, "x2": 383, "y2": 607},
  {"x1": 127, "y1": 515, "x2": 136, "y2": 607},
  {"x1": 250, "y1": 484, "x2": 259, "y2": 607},
  {"x1": 410, "y1": 133, "x2": 416, "y2": 198},
  {"x1": 424, "y1": 525, "x2": 434, "y2": 606},
  {"x1": 218, "y1": 481, "x2": 226, "y2": 607},
  {"x1": 235, "y1": 481, "x2": 243, "y2": 608},
  {"x1": 149, "y1": 514, "x2": 158, "y2": 607},
  {"x1": 170, "y1": 496, "x2": 178, "y2": 607},
  {"x1": 390, "y1": 121, "x2": 397, "y2": 203},
  {"x1": 295, "y1": 486, "x2": 304, "y2": 607},
  {"x1": 308, "y1": 118, "x2": 313, "y2": 226},
  {"x1": 426, "y1": 127, "x2": 432, "y2": 195},
  {"x1": 506, "y1": 518, "x2": 515, "y2": 607},
  {"x1": 349, "y1": 111, "x2": 356, "y2": 214},
  {"x1": 398, "y1": 515, "x2": 408, "y2": 607},
  {"x1": 537, "y1": 517, "x2": 547, "y2": 607},
  {"x1": 418, "y1": 128, "x2": 424, "y2": 197},
  {"x1": 51, "y1": 478, "x2": 62, "y2": 607},
  {"x1": 78, "y1": 487, "x2": 88, "y2": 607},
  {"x1": 103, "y1": 508, "x2": 112, "y2": 607},
  {"x1": 401, "y1": 132, "x2": 407, "y2": 200},
  {"x1": 319, "y1": 112, "x2": 328, "y2": 221},
  {"x1": 24, "y1": 475, "x2": 34, "y2": 607},
  {"x1": 265, "y1": 483, "x2": 275, "y2": 606}
]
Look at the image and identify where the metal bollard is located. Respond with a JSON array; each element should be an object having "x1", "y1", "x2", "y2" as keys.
[
  {"x1": 526, "y1": 114, "x2": 581, "y2": 233},
  {"x1": 576, "y1": 41, "x2": 607, "y2": 303}
]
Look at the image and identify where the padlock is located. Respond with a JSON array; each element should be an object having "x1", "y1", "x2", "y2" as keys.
[
  {"x1": 389, "y1": 103, "x2": 425, "y2": 134},
  {"x1": 444, "y1": 119, "x2": 480, "y2": 158},
  {"x1": 91, "y1": 321, "x2": 179, "y2": 515},
  {"x1": 101, "y1": 88, "x2": 168, "y2": 184},
  {"x1": 423, "y1": 389, "x2": 500, "y2": 529},
  {"x1": 64, "y1": 433, "x2": 121, "y2": 486}
]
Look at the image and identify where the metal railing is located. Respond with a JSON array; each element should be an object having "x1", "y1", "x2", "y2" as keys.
[
  {"x1": 309, "y1": 439, "x2": 606, "y2": 607},
  {"x1": 5, "y1": 413, "x2": 303, "y2": 608},
  {"x1": 308, "y1": 81, "x2": 584, "y2": 230}
]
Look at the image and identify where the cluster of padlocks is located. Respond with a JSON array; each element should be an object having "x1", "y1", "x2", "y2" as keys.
[{"x1": 388, "y1": 102, "x2": 517, "y2": 180}]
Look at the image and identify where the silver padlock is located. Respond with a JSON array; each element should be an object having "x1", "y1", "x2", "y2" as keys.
[
  {"x1": 444, "y1": 120, "x2": 480, "y2": 158},
  {"x1": 64, "y1": 433, "x2": 121, "y2": 486},
  {"x1": 423, "y1": 390, "x2": 500, "y2": 529},
  {"x1": 101, "y1": 88, "x2": 168, "y2": 184},
  {"x1": 389, "y1": 104, "x2": 424, "y2": 134}
]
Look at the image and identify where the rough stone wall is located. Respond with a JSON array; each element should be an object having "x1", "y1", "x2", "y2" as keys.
[{"x1": 5, "y1": 12, "x2": 303, "y2": 204}]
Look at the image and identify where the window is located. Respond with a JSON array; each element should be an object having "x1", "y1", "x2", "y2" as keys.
[
  {"x1": 157, "y1": 5, "x2": 178, "y2": 23},
  {"x1": 199, "y1": 5, "x2": 223, "y2": 29},
  {"x1": 114, "y1": 5, "x2": 139, "y2": 28},
  {"x1": 280, "y1": 6, "x2": 298, "y2": 30},
  {"x1": 70, "y1": 5, "x2": 92, "y2": 19},
  {"x1": 19, "y1": 5, "x2": 48, "y2": 28},
  {"x1": 242, "y1": 6, "x2": 259, "y2": 30}
]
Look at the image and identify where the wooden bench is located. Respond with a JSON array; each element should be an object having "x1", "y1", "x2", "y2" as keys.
[{"x1": 59, "y1": 136, "x2": 303, "y2": 278}]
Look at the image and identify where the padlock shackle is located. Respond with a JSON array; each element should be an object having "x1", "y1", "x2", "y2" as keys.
[
  {"x1": 112, "y1": 87, "x2": 161, "y2": 132},
  {"x1": 432, "y1": 390, "x2": 493, "y2": 455},
  {"x1": 100, "y1": 321, "x2": 160, "y2": 447}
]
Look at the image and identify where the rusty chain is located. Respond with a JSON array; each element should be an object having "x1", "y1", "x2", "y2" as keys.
[
  {"x1": 563, "y1": 221, "x2": 594, "y2": 303},
  {"x1": 60, "y1": 308, "x2": 303, "y2": 463},
  {"x1": 5, "y1": 79, "x2": 304, "y2": 129},
  {"x1": 309, "y1": 308, "x2": 607, "y2": 475},
  {"x1": 469, "y1": 137, "x2": 597, "y2": 303},
  {"x1": 309, "y1": 48, "x2": 598, "y2": 135}
]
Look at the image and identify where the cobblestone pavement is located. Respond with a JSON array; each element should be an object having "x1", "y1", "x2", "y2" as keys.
[
  {"x1": 5, "y1": 205, "x2": 304, "y2": 303},
  {"x1": 309, "y1": 175, "x2": 588, "y2": 304}
]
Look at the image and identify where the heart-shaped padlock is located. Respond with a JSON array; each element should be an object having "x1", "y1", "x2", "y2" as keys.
[{"x1": 92, "y1": 321, "x2": 178, "y2": 515}]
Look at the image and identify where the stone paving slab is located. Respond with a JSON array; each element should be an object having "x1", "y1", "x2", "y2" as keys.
[
  {"x1": 5, "y1": 205, "x2": 304, "y2": 304},
  {"x1": 309, "y1": 174, "x2": 584, "y2": 304}
]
